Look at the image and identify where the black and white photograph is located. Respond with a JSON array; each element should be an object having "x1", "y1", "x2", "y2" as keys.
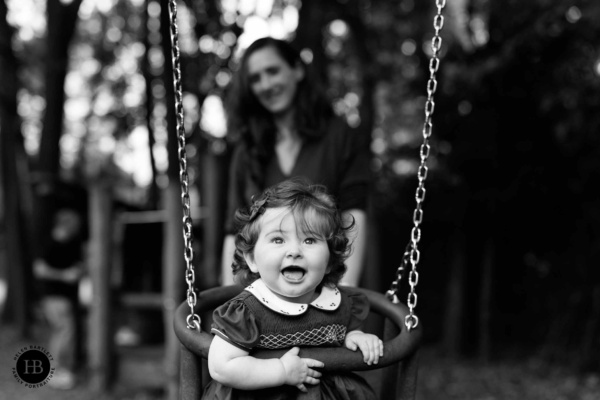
[{"x1": 1, "y1": 1, "x2": 599, "y2": 399}]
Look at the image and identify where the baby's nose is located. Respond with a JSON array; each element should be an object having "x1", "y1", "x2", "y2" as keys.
[{"x1": 286, "y1": 244, "x2": 302, "y2": 258}]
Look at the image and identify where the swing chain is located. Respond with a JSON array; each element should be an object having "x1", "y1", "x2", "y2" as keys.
[
  {"x1": 168, "y1": 0, "x2": 200, "y2": 330},
  {"x1": 386, "y1": 0, "x2": 446, "y2": 332}
]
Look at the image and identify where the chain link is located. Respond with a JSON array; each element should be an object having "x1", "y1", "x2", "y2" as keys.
[
  {"x1": 168, "y1": 0, "x2": 200, "y2": 330},
  {"x1": 386, "y1": 0, "x2": 446, "y2": 331}
]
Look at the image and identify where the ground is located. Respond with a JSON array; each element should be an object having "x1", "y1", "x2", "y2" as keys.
[{"x1": 1, "y1": 323, "x2": 599, "y2": 400}]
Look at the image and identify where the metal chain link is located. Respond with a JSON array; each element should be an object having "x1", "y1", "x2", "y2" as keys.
[
  {"x1": 386, "y1": 0, "x2": 446, "y2": 331},
  {"x1": 168, "y1": 0, "x2": 200, "y2": 330}
]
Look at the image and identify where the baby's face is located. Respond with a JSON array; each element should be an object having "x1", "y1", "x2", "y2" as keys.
[{"x1": 244, "y1": 207, "x2": 330, "y2": 304}]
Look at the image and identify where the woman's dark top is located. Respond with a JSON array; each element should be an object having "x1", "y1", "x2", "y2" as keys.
[{"x1": 225, "y1": 116, "x2": 371, "y2": 233}]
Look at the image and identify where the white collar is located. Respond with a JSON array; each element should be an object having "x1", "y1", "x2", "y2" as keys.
[{"x1": 245, "y1": 279, "x2": 341, "y2": 316}]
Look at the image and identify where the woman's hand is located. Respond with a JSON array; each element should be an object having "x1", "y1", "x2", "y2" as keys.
[
  {"x1": 344, "y1": 330, "x2": 384, "y2": 365},
  {"x1": 279, "y1": 347, "x2": 324, "y2": 392}
]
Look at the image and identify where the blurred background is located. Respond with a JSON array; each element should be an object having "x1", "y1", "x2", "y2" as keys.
[{"x1": 1, "y1": 0, "x2": 599, "y2": 399}]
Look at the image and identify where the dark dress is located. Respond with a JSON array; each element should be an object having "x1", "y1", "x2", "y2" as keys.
[
  {"x1": 225, "y1": 116, "x2": 371, "y2": 233},
  {"x1": 201, "y1": 279, "x2": 377, "y2": 399}
]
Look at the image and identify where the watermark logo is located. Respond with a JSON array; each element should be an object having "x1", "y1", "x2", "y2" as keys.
[{"x1": 12, "y1": 346, "x2": 55, "y2": 388}]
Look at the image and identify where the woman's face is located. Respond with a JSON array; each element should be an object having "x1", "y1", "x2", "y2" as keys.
[{"x1": 246, "y1": 46, "x2": 304, "y2": 116}]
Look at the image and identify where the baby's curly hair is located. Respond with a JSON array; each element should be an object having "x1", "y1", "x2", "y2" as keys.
[{"x1": 231, "y1": 178, "x2": 354, "y2": 288}]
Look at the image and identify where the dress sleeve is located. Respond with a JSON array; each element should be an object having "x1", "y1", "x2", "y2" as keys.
[
  {"x1": 345, "y1": 289, "x2": 370, "y2": 332},
  {"x1": 211, "y1": 298, "x2": 260, "y2": 351},
  {"x1": 337, "y1": 121, "x2": 371, "y2": 211}
]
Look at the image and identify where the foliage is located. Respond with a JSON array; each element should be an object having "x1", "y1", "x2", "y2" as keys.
[{"x1": 424, "y1": 0, "x2": 600, "y2": 367}]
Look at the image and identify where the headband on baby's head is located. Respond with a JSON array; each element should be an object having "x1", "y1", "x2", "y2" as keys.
[{"x1": 249, "y1": 193, "x2": 269, "y2": 221}]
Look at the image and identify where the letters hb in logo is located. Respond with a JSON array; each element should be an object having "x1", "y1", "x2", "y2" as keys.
[
  {"x1": 24, "y1": 359, "x2": 44, "y2": 374},
  {"x1": 16, "y1": 350, "x2": 51, "y2": 384}
]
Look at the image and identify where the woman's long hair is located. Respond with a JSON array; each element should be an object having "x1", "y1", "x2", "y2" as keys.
[{"x1": 225, "y1": 37, "x2": 334, "y2": 189}]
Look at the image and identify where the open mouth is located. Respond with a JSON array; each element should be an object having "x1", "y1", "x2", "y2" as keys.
[{"x1": 281, "y1": 266, "x2": 306, "y2": 281}]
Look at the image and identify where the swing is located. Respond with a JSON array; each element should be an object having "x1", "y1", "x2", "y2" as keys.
[{"x1": 168, "y1": 1, "x2": 446, "y2": 399}]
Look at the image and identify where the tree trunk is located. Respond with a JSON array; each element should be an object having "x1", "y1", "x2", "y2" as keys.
[
  {"x1": 443, "y1": 229, "x2": 467, "y2": 356},
  {"x1": 479, "y1": 236, "x2": 494, "y2": 361},
  {"x1": 162, "y1": 181, "x2": 184, "y2": 400},
  {"x1": 143, "y1": 0, "x2": 159, "y2": 210},
  {"x1": 337, "y1": 0, "x2": 376, "y2": 135},
  {"x1": 87, "y1": 181, "x2": 115, "y2": 391},
  {"x1": 293, "y1": 1, "x2": 327, "y2": 84},
  {"x1": 0, "y1": 0, "x2": 33, "y2": 332},
  {"x1": 34, "y1": 0, "x2": 82, "y2": 246}
]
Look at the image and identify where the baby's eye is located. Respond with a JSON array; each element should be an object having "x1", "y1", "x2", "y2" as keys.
[
  {"x1": 304, "y1": 238, "x2": 316, "y2": 245},
  {"x1": 272, "y1": 237, "x2": 284, "y2": 244}
]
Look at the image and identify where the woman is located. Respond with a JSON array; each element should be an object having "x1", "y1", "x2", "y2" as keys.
[{"x1": 221, "y1": 37, "x2": 370, "y2": 287}]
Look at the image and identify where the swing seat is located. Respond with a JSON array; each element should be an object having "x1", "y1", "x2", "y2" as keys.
[{"x1": 173, "y1": 285, "x2": 422, "y2": 400}]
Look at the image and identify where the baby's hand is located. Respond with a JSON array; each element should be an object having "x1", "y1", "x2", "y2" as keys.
[
  {"x1": 279, "y1": 347, "x2": 324, "y2": 392},
  {"x1": 344, "y1": 330, "x2": 384, "y2": 365}
]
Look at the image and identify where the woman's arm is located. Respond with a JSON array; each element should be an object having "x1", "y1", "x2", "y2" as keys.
[
  {"x1": 340, "y1": 209, "x2": 367, "y2": 287},
  {"x1": 220, "y1": 234, "x2": 236, "y2": 285},
  {"x1": 208, "y1": 336, "x2": 324, "y2": 391}
]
